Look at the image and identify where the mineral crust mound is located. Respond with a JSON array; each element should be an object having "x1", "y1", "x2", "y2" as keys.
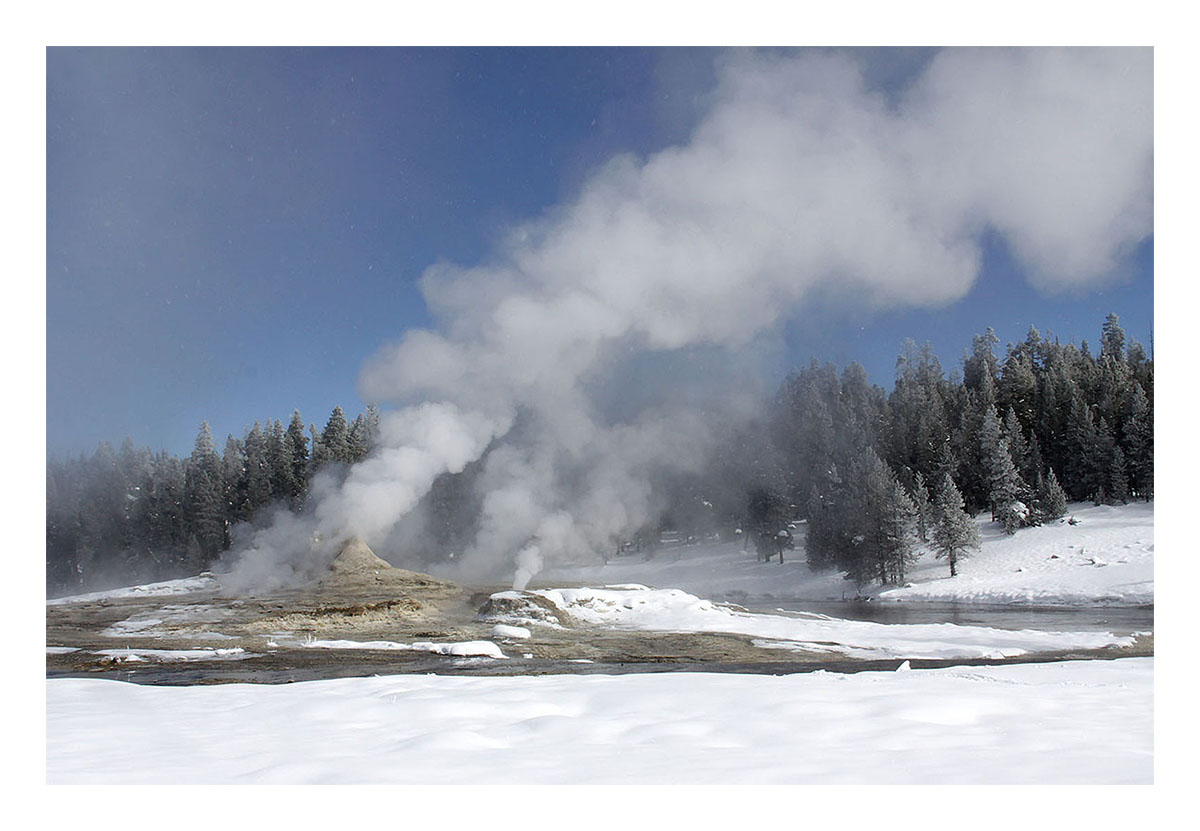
[{"x1": 316, "y1": 536, "x2": 460, "y2": 597}]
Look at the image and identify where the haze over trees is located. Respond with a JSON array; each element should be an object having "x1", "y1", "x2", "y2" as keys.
[
  {"x1": 46, "y1": 406, "x2": 380, "y2": 593},
  {"x1": 46, "y1": 315, "x2": 1152, "y2": 596}
]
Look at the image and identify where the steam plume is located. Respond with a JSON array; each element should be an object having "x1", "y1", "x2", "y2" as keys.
[{"x1": 225, "y1": 48, "x2": 1151, "y2": 590}]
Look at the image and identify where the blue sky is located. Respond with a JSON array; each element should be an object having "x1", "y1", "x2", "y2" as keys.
[{"x1": 46, "y1": 47, "x2": 1153, "y2": 457}]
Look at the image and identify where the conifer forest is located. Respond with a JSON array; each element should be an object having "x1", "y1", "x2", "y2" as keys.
[{"x1": 46, "y1": 314, "x2": 1152, "y2": 596}]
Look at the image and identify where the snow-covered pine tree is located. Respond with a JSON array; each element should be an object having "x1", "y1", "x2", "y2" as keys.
[
  {"x1": 364, "y1": 403, "x2": 381, "y2": 454},
  {"x1": 1062, "y1": 387, "x2": 1098, "y2": 500},
  {"x1": 308, "y1": 423, "x2": 323, "y2": 470},
  {"x1": 911, "y1": 470, "x2": 931, "y2": 543},
  {"x1": 1023, "y1": 432, "x2": 1046, "y2": 490},
  {"x1": 267, "y1": 419, "x2": 293, "y2": 502},
  {"x1": 1036, "y1": 468, "x2": 1069, "y2": 522},
  {"x1": 998, "y1": 346, "x2": 1036, "y2": 430},
  {"x1": 319, "y1": 406, "x2": 350, "y2": 466},
  {"x1": 1002, "y1": 406, "x2": 1030, "y2": 479},
  {"x1": 1101, "y1": 312, "x2": 1127, "y2": 362},
  {"x1": 244, "y1": 421, "x2": 272, "y2": 512},
  {"x1": 880, "y1": 472, "x2": 918, "y2": 585},
  {"x1": 952, "y1": 389, "x2": 992, "y2": 514},
  {"x1": 850, "y1": 448, "x2": 917, "y2": 587},
  {"x1": 222, "y1": 434, "x2": 248, "y2": 523},
  {"x1": 185, "y1": 422, "x2": 226, "y2": 564},
  {"x1": 963, "y1": 328, "x2": 1000, "y2": 398},
  {"x1": 347, "y1": 413, "x2": 370, "y2": 464},
  {"x1": 804, "y1": 482, "x2": 840, "y2": 572},
  {"x1": 931, "y1": 473, "x2": 980, "y2": 577},
  {"x1": 285, "y1": 411, "x2": 309, "y2": 508},
  {"x1": 1122, "y1": 384, "x2": 1153, "y2": 501},
  {"x1": 991, "y1": 441, "x2": 1027, "y2": 534},
  {"x1": 979, "y1": 405, "x2": 1028, "y2": 534}
]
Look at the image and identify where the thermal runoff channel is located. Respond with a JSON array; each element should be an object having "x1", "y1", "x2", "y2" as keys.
[{"x1": 222, "y1": 48, "x2": 1151, "y2": 591}]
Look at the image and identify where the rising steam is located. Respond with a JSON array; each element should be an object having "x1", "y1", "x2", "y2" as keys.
[{"x1": 223, "y1": 48, "x2": 1151, "y2": 591}]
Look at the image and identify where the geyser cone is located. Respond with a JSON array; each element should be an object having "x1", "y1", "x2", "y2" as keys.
[
  {"x1": 316, "y1": 536, "x2": 460, "y2": 597},
  {"x1": 326, "y1": 536, "x2": 396, "y2": 579}
]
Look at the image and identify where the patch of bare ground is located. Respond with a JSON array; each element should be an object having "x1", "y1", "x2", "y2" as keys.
[{"x1": 45, "y1": 538, "x2": 1154, "y2": 684}]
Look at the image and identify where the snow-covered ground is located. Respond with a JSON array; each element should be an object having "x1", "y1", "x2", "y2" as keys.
[
  {"x1": 46, "y1": 657, "x2": 1152, "y2": 784},
  {"x1": 300, "y1": 638, "x2": 508, "y2": 658},
  {"x1": 46, "y1": 574, "x2": 218, "y2": 605},
  {"x1": 540, "y1": 501, "x2": 1154, "y2": 607},
  {"x1": 44, "y1": 501, "x2": 1155, "y2": 785}
]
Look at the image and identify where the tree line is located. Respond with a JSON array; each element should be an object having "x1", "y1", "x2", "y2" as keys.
[
  {"x1": 47, "y1": 313, "x2": 1152, "y2": 596},
  {"x1": 46, "y1": 405, "x2": 379, "y2": 594},
  {"x1": 737, "y1": 312, "x2": 1152, "y2": 587}
]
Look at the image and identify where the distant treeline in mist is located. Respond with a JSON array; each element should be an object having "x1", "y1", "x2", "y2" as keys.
[
  {"x1": 46, "y1": 405, "x2": 380, "y2": 595},
  {"x1": 46, "y1": 313, "x2": 1152, "y2": 596}
]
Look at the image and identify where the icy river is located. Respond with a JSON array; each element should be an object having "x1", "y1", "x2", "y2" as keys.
[{"x1": 755, "y1": 599, "x2": 1154, "y2": 635}]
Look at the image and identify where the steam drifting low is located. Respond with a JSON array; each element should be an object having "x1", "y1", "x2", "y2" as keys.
[{"x1": 224, "y1": 48, "x2": 1152, "y2": 591}]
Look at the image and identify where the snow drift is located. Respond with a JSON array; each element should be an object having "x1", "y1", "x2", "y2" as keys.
[{"x1": 46, "y1": 658, "x2": 1154, "y2": 784}]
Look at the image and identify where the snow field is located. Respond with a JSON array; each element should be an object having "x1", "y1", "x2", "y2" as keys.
[
  {"x1": 47, "y1": 574, "x2": 218, "y2": 605},
  {"x1": 46, "y1": 657, "x2": 1153, "y2": 784},
  {"x1": 540, "y1": 501, "x2": 1154, "y2": 607},
  {"x1": 882, "y1": 501, "x2": 1154, "y2": 604}
]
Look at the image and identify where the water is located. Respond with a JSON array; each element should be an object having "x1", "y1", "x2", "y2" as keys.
[{"x1": 748, "y1": 599, "x2": 1153, "y2": 635}]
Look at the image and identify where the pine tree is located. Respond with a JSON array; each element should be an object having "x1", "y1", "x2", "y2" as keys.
[
  {"x1": 308, "y1": 423, "x2": 322, "y2": 470},
  {"x1": 222, "y1": 434, "x2": 248, "y2": 524},
  {"x1": 952, "y1": 390, "x2": 992, "y2": 514},
  {"x1": 964, "y1": 328, "x2": 1000, "y2": 398},
  {"x1": 347, "y1": 414, "x2": 370, "y2": 464},
  {"x1": 805, "y1": 463, "x2": 850, "y2": 573},
  {"x1": 1002, "y1": 407, "x2": 1029, "y2": 478},
  {"x1": 323, "y1": 406, "x2": 351, "y2": 464},
  {"x1": 992, "y1": 443, "x2": 1027, "y2": 534},
  {"x1": 747, "y1": 485, "x2": 791, "y2": 562},
  {"x1": 931, "y1": 473, "x2": 980, "y2": 577},
  {"x1": 1122, "y1": 384, "x2": 1153, "y2": 500},
  {"x1": 185, "y1": 464, "x2": 224, "y2": 566},
  {"x1": 77, "y1": 441, "x2": 125, "y2": 583},
  {"x1": 998, "y1": 349, "x2": 1036, "y2": 430},
  {"x1": 244, "y1": 421, "x2": 272, "y2": 512},
  {"x1": 840, "y1": 448, "x2": 917, "y2": 587},
  {"x1": 1093, "y1": 415, "x2": 1117, "y2": 505},
  {"x1": 364, "y1": 403, "x2": 381, "y2": 453},
  {"x1": 1063, "y1": 390, "x2": 1099, "y2": 501},
  {"x1": 185, "y1": 423, "x2": 226, "y2": 565},
  {"x1": 1101, "y1": 312, "x2": 1127, "y2": 362},
  {"x1": 145, "y1": 454, "x2": 189, "y2": 573},
  {"x1": 980, "y1": 405, "x2": 1028, "y2": 533},
  {"x1": 285, "y1": 411, "x2": 310, "y2": 508},
  {"x1": 1108, "y1": 446, "x2": 1130, "y2": 504},
  {"x1": 1036, "y1": 468, "x2": 1068, "y2": 522},
  {"x1": 878, "y1": 473, "x2": 918, "y2": 585},
  {"x1": 911, "y1": 471, "x2": 931, "y2": 543},
  {"x1": 267, "y1": 419, "x2": 293, "y2": 502},
  {"x1": 868, "y1": 453, "x2": 912, "y2": 583},
  {"x1": 1023, "y1": 433, "x2": 1046, "y2": 487}
]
